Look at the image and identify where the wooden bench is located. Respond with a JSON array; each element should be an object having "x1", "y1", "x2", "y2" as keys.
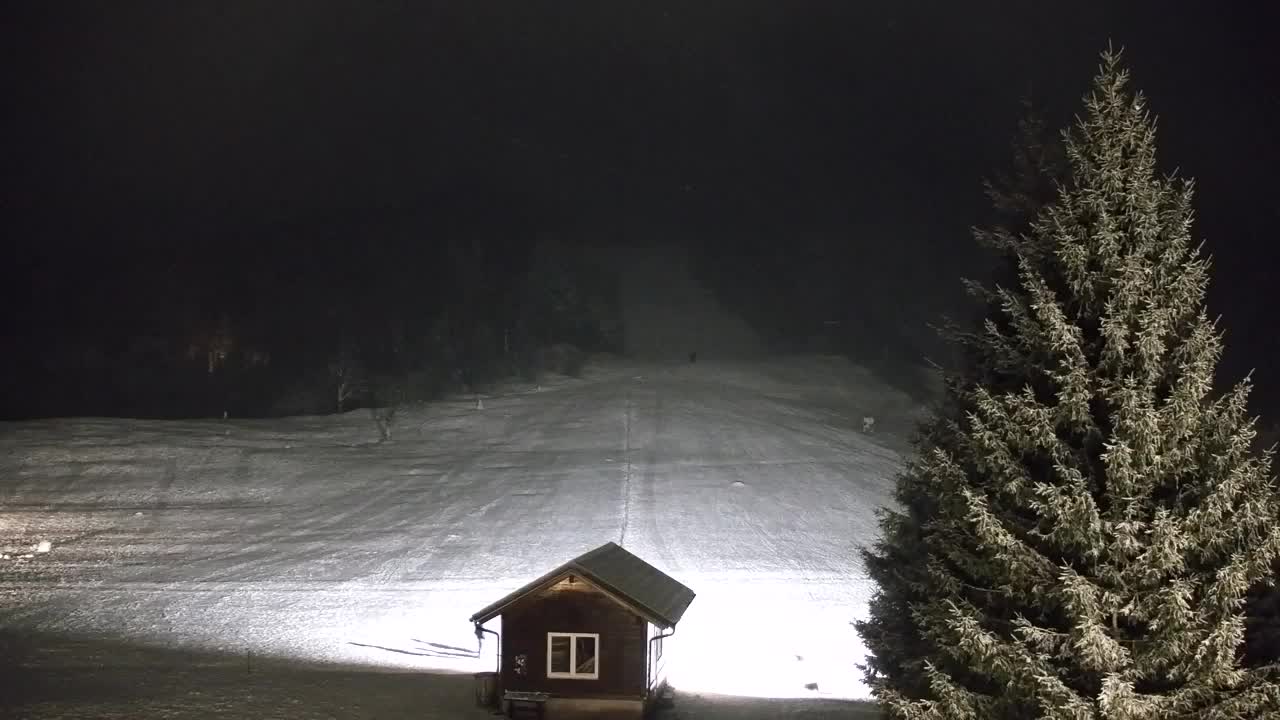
[{"x1": 503, "y1": 690, "x2": 550, "y2": 719}]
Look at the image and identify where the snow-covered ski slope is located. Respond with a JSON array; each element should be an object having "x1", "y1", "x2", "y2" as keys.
[{"x1": 1, "y1": 355, "x2": 925, "y2": 718}]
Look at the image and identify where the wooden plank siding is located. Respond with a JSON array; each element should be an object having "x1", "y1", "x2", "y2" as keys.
[{"x1": 501, "y1": 575, "x2": 648, "y2": 699}]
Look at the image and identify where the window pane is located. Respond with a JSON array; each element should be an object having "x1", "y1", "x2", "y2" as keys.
[
  {"x1": 550, "y1": 636, "x2": 570, "y2": 674},
  {"x1": 575, "y1": 636, "x2": 597, "y2": 674}
]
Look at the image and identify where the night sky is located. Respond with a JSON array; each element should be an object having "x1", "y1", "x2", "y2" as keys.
[{"x1": 4, "y1": 2, "x2": 1279, "y2": 413}]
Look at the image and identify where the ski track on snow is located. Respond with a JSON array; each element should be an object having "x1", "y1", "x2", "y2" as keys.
[{"x1": 0, "y1": 356, "x2": 918, "y2": 711}]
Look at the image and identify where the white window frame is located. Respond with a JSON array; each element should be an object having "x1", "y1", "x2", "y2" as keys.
[{"x1": 546, "y1": 632, "x2": 600, "y2": 680}]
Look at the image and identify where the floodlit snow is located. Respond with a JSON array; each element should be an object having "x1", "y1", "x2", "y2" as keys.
[{"x1": 1, "y1": 355, "x2": 926, "y2": 717}]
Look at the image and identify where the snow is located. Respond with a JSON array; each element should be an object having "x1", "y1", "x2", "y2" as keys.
[{"x1": 0, "y1": 355, "x2": 922, "y2": 718}]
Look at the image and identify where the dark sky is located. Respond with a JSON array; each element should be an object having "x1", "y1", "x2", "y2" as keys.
[
  {"x1": 7, "y1": 2, "x2": 1107, "y2": 234},
  {"x1": 4, "y1": 2, "x2": 1279, "y2": 402}
]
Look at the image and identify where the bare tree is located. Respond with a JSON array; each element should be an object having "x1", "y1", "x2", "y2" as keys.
[
  {"x1": 329, "y1": 339, "x2": 365, "y2": 412},
  {"x1": 370, "y1": 376, "x2": 404, "y2": 442}
]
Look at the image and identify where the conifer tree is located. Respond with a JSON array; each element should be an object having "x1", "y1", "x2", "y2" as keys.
[
  {"x1": 984, "y1": 96, "x2": 1067, "y2": 236},
  {"x1": 857, "y1": 50, "x2": 1280, "y2": 719},
  {"x1": 855, "y1": 96, "x2": 1065, "y2": 705}
]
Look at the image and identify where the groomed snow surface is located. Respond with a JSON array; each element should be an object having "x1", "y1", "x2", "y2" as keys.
[{"x1": 1, "y1": 355, "x2": 923, "y2": 719}]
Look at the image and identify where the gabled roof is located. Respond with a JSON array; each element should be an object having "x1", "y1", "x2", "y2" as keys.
[{"x1": 469, "y1": 542, "x2": 695, "y2": 629}]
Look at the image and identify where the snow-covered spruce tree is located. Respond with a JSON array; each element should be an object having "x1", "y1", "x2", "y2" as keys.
[
  {"x1": 857, "y1": 51, "x2": 1280, "y2": 719},
  {"x1": 855, "y1": 96, "x2": 1066, "y2": 704},
  {"x1": 969, "y1": 96, "x2": 1070, "y2": 388},
  {"x1": 1248, "y1": 570, "x2": 1280, "y2": 668}
]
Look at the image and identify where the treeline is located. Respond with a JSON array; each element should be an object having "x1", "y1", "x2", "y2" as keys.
[
  {"x1": 688, "y1": 224, "x2": 972, "y2": 403},
  {"x1": 2, "y1": 233, "x2": 621, "y2": 420}
]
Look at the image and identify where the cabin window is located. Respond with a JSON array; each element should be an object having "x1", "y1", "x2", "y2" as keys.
[{"x1": 547, "y1": 632, "x2": 599, "y2": 679}]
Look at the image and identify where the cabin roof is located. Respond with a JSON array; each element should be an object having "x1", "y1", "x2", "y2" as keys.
[{"x1": 469, "y1": 541, "x2": 695, "y2": 628}]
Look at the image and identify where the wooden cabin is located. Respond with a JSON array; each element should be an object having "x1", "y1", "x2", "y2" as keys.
[{"x1": 470, "y1": 541, "x2": 696, "y2": 719}]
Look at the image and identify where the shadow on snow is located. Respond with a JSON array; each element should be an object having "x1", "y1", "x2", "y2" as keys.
[{"x1": 2, "y1": 629, "x2": 882, "y2": 719}]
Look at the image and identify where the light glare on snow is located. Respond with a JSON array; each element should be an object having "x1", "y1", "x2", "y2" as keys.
[{"x1": 0, "y1": 356, "x2": 924, "y2": 711}]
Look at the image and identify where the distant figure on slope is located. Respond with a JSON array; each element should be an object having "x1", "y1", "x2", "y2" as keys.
[{"x1": 689, "y1": 351, "x2": 697, "y2": 363}]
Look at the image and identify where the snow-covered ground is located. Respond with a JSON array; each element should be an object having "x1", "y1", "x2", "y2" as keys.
[{"x1": 0, "y1": 355, "x2": 923, "y2": 718}]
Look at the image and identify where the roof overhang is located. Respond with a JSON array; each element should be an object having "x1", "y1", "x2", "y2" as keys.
[
  {"x1": 470, "y1": 568, "x2": 674, "y2": 629},
  {"x1": 469, "y1": 543, "x2": 693, "y2": 628}
]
